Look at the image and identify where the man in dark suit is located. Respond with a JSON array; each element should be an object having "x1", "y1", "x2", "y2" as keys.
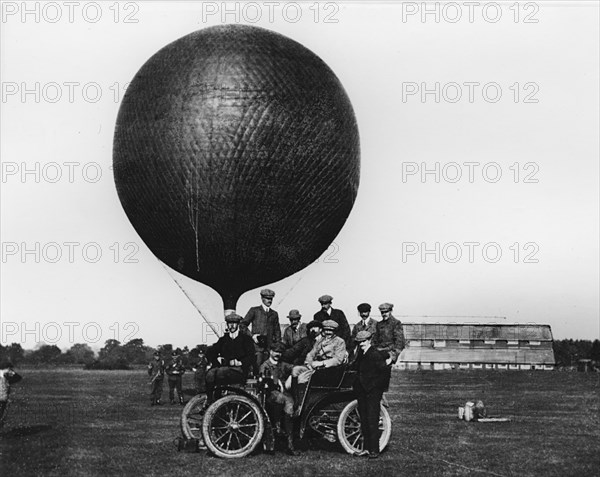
[
  {"x1": 352, "y1": 330, "x2": 391, "y2": 459},
  {"x1": 241, "y1": 288, "x2": 282, "y2": 366},
  {"x1": 313, "y1": 294, "x2": 352, "y2": 351},
  {"x1": 206, "y1": 313, "x2": 258, "y2": 403}
]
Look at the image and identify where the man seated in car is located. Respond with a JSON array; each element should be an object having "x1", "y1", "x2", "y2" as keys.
[
  {"x1": 205, "y1": 313, "x2": 258, "y2": 403},
  {"x1": 259, "y1": 342, "x2": 297, "y2": 455},
  {"x1": 290, "y1": 319, "x2": 347, "y2": 415}
]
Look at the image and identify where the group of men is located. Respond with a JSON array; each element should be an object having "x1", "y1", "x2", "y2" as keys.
[
  {"x1": 146, "y1": 289, "x2": 405, "y2": 457},
  {"x1": 147, "y1": 349, "x2": 186, "y2": 406},
  {"x1": 205, "y1": 289, "x2": 404, "y2": 457}
]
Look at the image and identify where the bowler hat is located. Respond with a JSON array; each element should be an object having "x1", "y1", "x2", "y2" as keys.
[
  {"x1": 357, "y1": 303, "x2": 371, "y2": 313},
  {"x1": 307, "y1": 320, "x2": 323, "y2": 330},
  {"x1": 287, "y1": 309, "x2": 302, "y2": 320}
]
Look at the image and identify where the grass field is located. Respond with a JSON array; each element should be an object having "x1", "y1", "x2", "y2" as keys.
[{"x1": 1, "y1": 368, "x2": 598, "y2": 476}]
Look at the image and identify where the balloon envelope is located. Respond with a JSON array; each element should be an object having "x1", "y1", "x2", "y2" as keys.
[{"x1": 113, "y1": 25, "x2": 360, "y2": 309}]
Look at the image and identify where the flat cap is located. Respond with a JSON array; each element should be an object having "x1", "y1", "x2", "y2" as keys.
[
  {"x1": 225, "y1": 313, "x2": 243, "y2": 323},
  {"x1": 307, "y1": 320, "x2": 324, "y2": 330},
  {"x1": 355, "y1": 330, "x2": 373, "y2": 342},
  {"x1": 378, "y1": 302, "x2": 394, "y2": 312},
  {"x1": 357, "y1": 303, "x2": 371, "y2": 313},
  {"x1": 322, "y1": 319, "x2": 338, "y2": 330},
  {"x1": 271, "y1": 342, "x2": 287, "y2": 353},
  {"x1": 260, "y1": 289, "x2": 275, "y2": 298},
  {"x1": 318, "y1": 294, "x2": 333, "y2": 304},
  {"x1": 287, "y1": 309, "x2": 302, "y2": 320}
]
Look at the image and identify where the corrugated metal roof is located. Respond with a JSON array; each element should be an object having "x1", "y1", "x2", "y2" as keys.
[
  {"x1": 400, "y1": 347, "x2": 555, "y2": 365},
  {"x1": 402, "y1": 323, "x2": 553, "y2": 341}
]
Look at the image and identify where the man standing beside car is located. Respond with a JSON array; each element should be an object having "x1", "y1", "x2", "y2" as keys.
[
  {"x1": 242, "y1": 288, "x2": 282, "y2": 366},
  {"x1": 352, "y1": 330, "x2": 390, "y2": 459},
  {"x1": 313, "y1": 295, "x2": 352, "y2": 351}
]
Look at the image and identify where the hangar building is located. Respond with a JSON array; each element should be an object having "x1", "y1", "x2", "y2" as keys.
[{"x1": 397, "y1": 323, "x2": 555, "y2": 370}]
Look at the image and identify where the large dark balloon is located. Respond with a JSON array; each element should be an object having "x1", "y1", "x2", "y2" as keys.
[{"x1": 113, "y1": 25, "x2": 360, "y2": 310}]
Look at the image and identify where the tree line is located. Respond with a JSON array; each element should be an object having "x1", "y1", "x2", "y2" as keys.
[
  {"x1": 552, "y1": 339, "x2": 600, "y2": 367},
  {"x1": 2, "y1": 338, "x2": 599, "y2": 369},
  {"x1": 0, "y1": 339, "x2": 208, "y2": 370}
]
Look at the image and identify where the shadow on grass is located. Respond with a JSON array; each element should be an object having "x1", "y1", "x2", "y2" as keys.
[
  {"x1": 183, "y1": 388, "x2": 201, "y2": 397},
  {"x1": 1, "y1": 424, "x2": 53, "y2": 439}
]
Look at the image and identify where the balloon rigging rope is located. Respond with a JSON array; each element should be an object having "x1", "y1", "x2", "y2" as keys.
[
  {"x1": 160, "y1": 262, "x2": 222, "y2": 338},
  {"x1": 274, "y1": 272, "x2": 306, "y2": 310}
]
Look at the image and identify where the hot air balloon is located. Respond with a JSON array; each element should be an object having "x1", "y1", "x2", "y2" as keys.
[{"x1": 113, "y1": 24, "x2": 360, "y2": 316}]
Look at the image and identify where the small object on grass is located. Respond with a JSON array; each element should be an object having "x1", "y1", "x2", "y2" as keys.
[{"x1": 476, "y1": 418, "x2": 511, "y2": 423}]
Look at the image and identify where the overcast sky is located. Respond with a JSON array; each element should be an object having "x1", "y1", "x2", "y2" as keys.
[{"x1": 1, "y1": 1, "x2": 598, "y2": 350}]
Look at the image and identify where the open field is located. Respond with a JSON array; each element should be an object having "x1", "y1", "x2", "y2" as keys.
[{"x1": 1, "y1": 368, "x2": 598, "y2": 476}]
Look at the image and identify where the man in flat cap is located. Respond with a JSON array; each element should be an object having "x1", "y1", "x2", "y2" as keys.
[
  {"x1": 352, "y1": 330, "x2": 390, "y2": 459},
  {"x1": 147, "y1": 351, "x2": 164, "y2": 406},
  {"x1": 372, "y1": 303, "x2": 405, "y2": 382},
  {"x1": 282, "y1": 320, "x2": 323, "y2": 366},
  {"x1": 242, "y1": 289, "x2": 282, "y2": 367},
  {"x1": 165, "y1": 349, "x2": 186, "y2": 405},
  {"x1": 259, "y1": 342, "x2": 297, "y2": 455},
  {"x1": 351, "y1": 303, "x2": 378, "y2": 348},
  {"x1": 313, "y1": 295, "x2": 352, "y2": 351},
  {"x1": 206, "y1": 313, "x2": 258, "y2": 403},
  {"x1": 291, "y1": 319, "x2": 347, "y2": 415},
  {"x1": 282, "y1": 310, "x2": 307, "y2": 349}
]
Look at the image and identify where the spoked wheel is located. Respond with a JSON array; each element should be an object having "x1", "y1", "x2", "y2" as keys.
[
  {"x1": 180, "y1": 394, "x2": 208, "y2": 444},
  {"x1": 202, "y1": 394, "x2": 264, "y2": 458},
  {"x1": 337, "y1": 400, "x2": 392, "y2": 454}
]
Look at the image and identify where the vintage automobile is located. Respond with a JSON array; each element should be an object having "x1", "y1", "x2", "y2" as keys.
[{"x1": 181, "y1": 366, "x2": 392, "y2": 458}]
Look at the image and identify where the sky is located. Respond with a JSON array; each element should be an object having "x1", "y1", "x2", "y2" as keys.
[{"x1": 1, "y1": 1, "x2": 598, "y2": 351}]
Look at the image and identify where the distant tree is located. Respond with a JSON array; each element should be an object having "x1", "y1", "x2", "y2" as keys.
[
  {"x1": 0, "y1": 343, "x2": 24, "y2": 365},
  {"x1": 122, "y1": 338, "x2": 150, "y2": 364},
  {"x1": 590, "y1": 340, "x2": 600, "y2": 362},
  {"x1": 24, "y1": 344, "x2": 62, "y2": 364},
  {"x1": 553, "y1": 339, "x2": 597, "y2": 367},
  {"x1": 87, "y1": 339, "x2": 130, "y2": 370},
  {"x1": 66, "y1": 343, "x2": 95, "y2": 365},
  {"x1": 158, "y1": 344, "x2": 173, "y2": 357},
  {"x1": 99, "y1": 339, "x2": 122, "y2": 360}
]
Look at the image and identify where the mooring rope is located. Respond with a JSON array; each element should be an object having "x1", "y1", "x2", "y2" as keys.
[{"x1": 160, "y1": 262, "x2": 221, "y2": 338}]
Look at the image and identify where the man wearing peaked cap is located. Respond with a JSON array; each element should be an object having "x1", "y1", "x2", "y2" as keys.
[
  {"x1": 147, "y1": 350, "x2": 164, "y2": 406},
  {"x1": 290, "y1": 316, "x2": 347, "y2": 415},
  {"x1": 165, "y1": 348, "x2": 186, "y2": 405},
  {"x1": 351, "y1": 329, "x2": 390, "y2": 459},
  {"x1": 225, "y1": 313, "x2": 242, "y2": 323},
  {"x1": 282, "y1": 309, "x2": 307, "y2": 349},
  {"x1": 205, "y1": 313, "x2": 258, "y2": 403},
  {"x1": 372, "y1": 302, "x2": 405, "y2": 384},
  {"x1": 259, "y1": 341, "x2": 297, "y2": 455},
  {"x1": 241, "y1": 289, "x2": 282, "y2": 367},
  {"x1": 352, "y1": 303, "x2": 377, "y2": 348},
  {"x1": 313, "y1": 294, "x2": 352, "y2": 352}
]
